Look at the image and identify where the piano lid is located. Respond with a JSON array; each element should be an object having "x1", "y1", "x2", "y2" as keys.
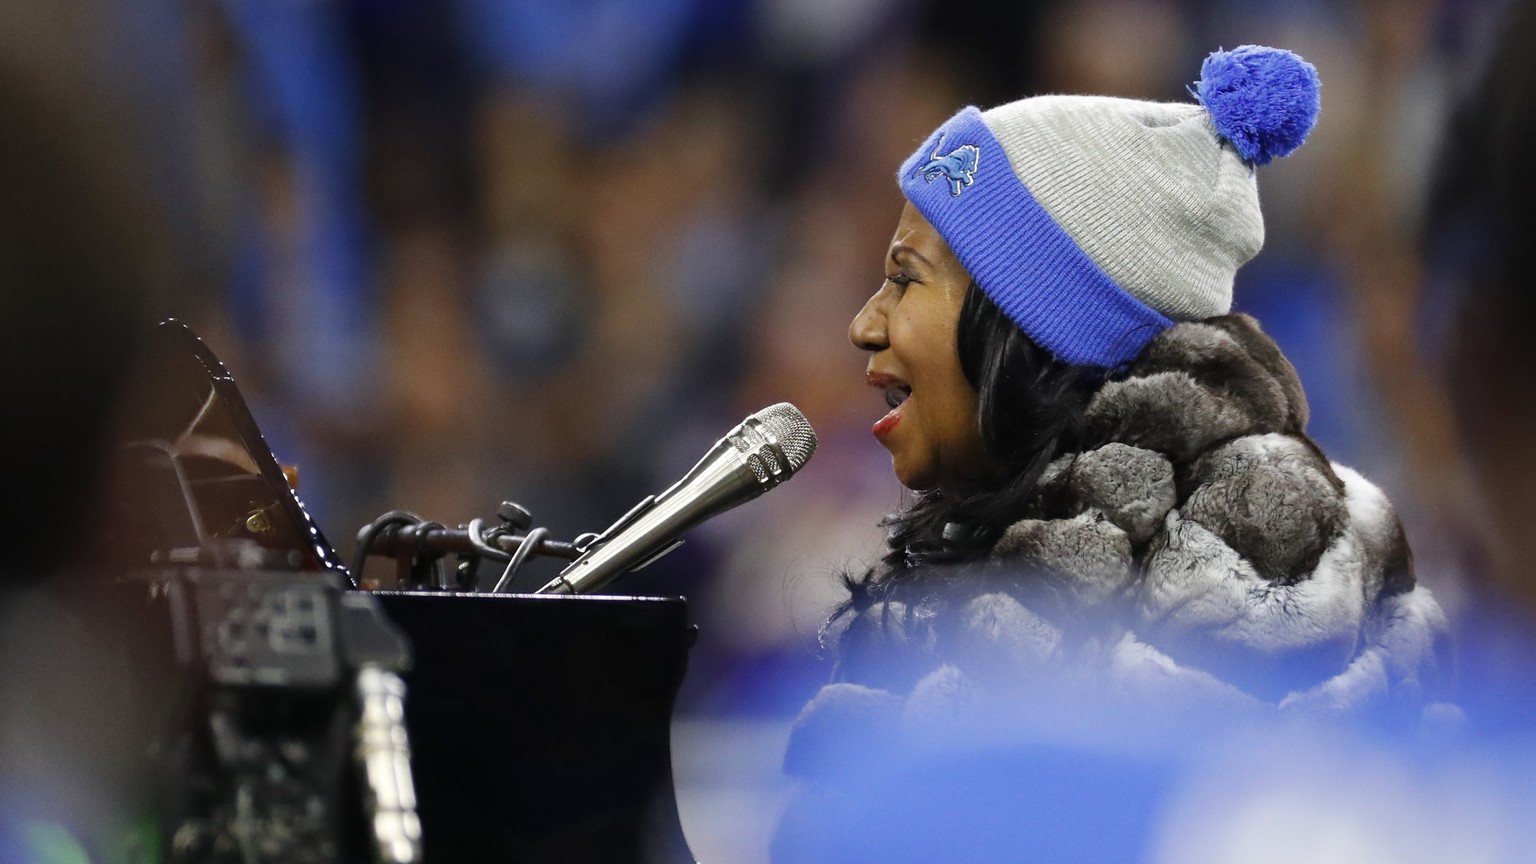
[{"x1": 101, "y1": 319, "x2": 347, "y2": 574}]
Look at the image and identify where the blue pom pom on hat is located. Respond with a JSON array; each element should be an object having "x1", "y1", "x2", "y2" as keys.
[
  {"x1": 897, "y1": 44, "x2": 1322, "y2": 369},
  {"x1": 1194, "y1": 45, "x2": 1321, "y2": 166}
]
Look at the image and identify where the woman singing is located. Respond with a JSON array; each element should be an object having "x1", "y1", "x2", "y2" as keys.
[{"x1": 784, "y1": 46, "x2": 1452, "y2": 785}]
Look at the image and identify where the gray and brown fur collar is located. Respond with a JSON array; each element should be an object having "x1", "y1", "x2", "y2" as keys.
[{"x1": 819, "y1": 314, "x2": 1451, "y2": 731}]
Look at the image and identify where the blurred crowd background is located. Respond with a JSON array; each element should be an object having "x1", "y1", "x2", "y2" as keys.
[{"x1": 5, "y1": 0, "x2": 1535, "y2": 860}]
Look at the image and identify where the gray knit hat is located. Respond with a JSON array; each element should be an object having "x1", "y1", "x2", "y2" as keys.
[{"x1": 899, "y1": 45, "x2": 1321, "y2": 368}]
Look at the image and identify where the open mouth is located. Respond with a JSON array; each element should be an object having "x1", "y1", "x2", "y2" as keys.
[{"x1": 866, "y1": 371, "x2": 910, "y2": 440}]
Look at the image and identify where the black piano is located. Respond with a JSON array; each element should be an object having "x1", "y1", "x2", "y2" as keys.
[{"x1": 99, "y1": 320, "x2": 698, "y2": 863}]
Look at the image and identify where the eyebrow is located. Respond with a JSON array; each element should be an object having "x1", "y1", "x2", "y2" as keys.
[{"x1": 890, "y1": 244, "x2": 933, "y2": 269}]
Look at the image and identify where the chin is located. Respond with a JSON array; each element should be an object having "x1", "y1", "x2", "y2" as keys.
[
  {"x1": 892, "y1": 461, "x2": 937, "y2": 493},
  {"x1": 884, "y1": 437, "x2": 938, "y2": 492}
]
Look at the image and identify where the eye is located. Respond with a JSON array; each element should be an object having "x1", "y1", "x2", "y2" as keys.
[{"x1": 886, "y1": 272, "x2": 913, "y2": 289}]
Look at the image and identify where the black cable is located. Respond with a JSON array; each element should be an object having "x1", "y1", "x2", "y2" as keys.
[
  {"x1": 350, "y1": 510, "x2": 422, "y2": 589},
  {"x1": 465, "y1": 518, "x2": 513, "y2": 562},
  {"x1": 491, "y1": 527, "x2": 549, "y2": 594},
  {"x1": 464, "y1": 518, "x2": 512, "y2": 591}
]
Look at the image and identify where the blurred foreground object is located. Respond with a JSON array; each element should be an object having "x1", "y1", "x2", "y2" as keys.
[
  {"x1": 1431, "y1": 0, "x2": 1536, "y2": 621},
  {"x1": 102, "y1": 322, "x2": 699, "y2": 863},
  {"x1": 20, "y1": 320, "x2": 420, "y2": 864}
]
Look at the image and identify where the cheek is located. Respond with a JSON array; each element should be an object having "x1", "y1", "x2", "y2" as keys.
[
  {"x1": 934, "y1": 386, "x2": 983, "y2": 459},
  {"x1": 917, "y1": 329, "x2": 984, "y2": 469},
  {"x1": 909, "y1": 339, "x2": 981, "y2": 456},
  {"x1": 920, "y1": 338, "x2": 972, "y2": 421},
  {"x1": 892, "y1": 305, "x2": 961, "y2": 375}
]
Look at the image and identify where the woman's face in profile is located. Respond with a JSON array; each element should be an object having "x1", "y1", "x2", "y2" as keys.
[{"x1": 850, "y1": 203, "x2": 990, "y2": 495}]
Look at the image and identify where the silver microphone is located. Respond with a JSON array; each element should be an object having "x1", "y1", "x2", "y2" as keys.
[{"x1": 536, "y1": 403, "x2": 817, "y2": 595}]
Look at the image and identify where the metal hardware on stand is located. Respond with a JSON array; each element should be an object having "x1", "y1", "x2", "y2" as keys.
[{"x1": 353, "y1": 501, "x2": 580, "y2": 593}]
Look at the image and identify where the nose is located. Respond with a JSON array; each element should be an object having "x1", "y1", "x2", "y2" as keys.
[{"x1": 849, "y1": 285, "x2": 893, "y2": 352}]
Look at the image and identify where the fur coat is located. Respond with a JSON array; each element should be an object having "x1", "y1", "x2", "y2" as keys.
[{"x1": 786, "y1": 315, "x2": 1453, "y2": 783}]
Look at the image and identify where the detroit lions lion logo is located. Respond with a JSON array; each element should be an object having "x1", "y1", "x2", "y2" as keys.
[{"x1": 916, "y1": 136, "x2": 980, "y2": 197}]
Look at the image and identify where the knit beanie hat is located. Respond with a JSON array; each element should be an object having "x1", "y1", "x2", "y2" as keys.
[{"x1": 898, "y1": 45, "x2": 1320, "y2": 369}]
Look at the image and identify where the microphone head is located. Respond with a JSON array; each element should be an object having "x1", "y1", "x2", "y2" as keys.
[
  {"x1": 751, "y1": 402, "x2": 817, "y2": 470},
  {"x1": 733, "y1": 403, "x2": 817, "y2": 485}
]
